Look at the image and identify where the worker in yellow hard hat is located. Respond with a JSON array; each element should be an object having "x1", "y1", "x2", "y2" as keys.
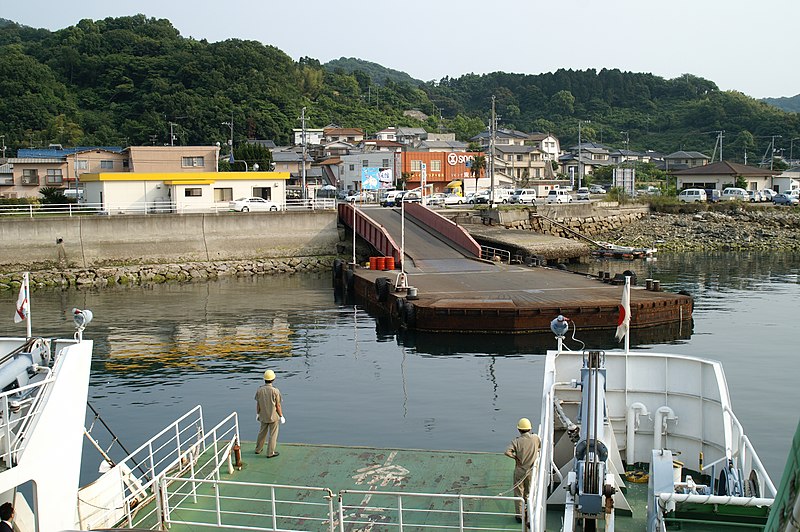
[
  {"x1": 255, "y1": 369, "x2": 284, "y2": 458},
  {"x1": 504, "y1": 418, "x2": 541, "y2": 522}
]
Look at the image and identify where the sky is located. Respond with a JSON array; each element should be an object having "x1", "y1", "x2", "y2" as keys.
[{"x1": 4, "y1": 0, "x2": 799, "y2": 99}]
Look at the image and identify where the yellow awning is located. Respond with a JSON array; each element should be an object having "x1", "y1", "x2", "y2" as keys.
[{"x1": 446, "y1": 180, "x2": 462, "y2": 187}]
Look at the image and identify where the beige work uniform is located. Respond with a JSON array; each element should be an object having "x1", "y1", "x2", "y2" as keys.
[
  {"x1": 255, "y1": 383, "x2": 282, "y2": 456},
  {"x1": 506, "y1": 432, "x2": 541, "y2": 516}
]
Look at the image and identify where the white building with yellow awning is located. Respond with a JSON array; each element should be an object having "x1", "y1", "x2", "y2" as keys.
[{"x1": 80, "y1": 171, "x2": 290, "y2": 213}]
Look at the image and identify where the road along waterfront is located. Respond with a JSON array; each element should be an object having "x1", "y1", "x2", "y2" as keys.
[{"x1": 1, "y1": 251, "x2": 797, "y2": 488}]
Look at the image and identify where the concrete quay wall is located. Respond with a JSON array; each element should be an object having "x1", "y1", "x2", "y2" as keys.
[
  {"x1": 0, "y1": 211, "x2": 339, "y2": 271},
  {"x1": 496, "y1": 203, "x2": 650, "y2": 238}
]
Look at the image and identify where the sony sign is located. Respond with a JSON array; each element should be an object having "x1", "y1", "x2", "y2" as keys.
[{"x1": 447, "y1": 153, "x2": 475, "y2": 166}]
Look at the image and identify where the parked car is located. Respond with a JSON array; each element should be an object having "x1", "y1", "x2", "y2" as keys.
[
  {"x1": 589, "y1": 184, "x2": 607, "y2": 194},
  {"x1": 576, "y1": 187, "x2": 590, "y2": 201},
  {"x1": 400, "y1": 191, "x2": 422, "y2": 204},
  {"x1": 677, "y1": 188, "x2": 707, "y2": 203},
  {"x1": 443, "y1": 193, "x2": 465, "y2": 205},
  {"x1": 760, "y1": 189, "x2": 776, "y2": 202},
  {"x1": 473, "y1": 190, "x2": 491, "y2": 204},
  {"x1": 546, "y1": 189, "x2": 573, "y2": 204},
  {"x1": 346, "y1": 191, "x2": 372, "y2": 203},
  {"x1": 510, "y1": 189, "x2": 537, "y2": 204},
  {"x1": 704, "y1": 189, "x2": 722, "y2": 203},
  {"x1": 229, "y1": 197, "x2": 279, "y2": 212},
  {"x1": 773, "y1": 193, "x2": 799, "y2": 206},
  {"x1": 380, "y1": 190, "x2": 400, "y2": 207},
  {"x1": 748, "y1": 190, "x2": 765, "y2": 202},
  {"x1": 721, "y1": 187, "x2": 749, "y2": 201},
  {"x1": 427, "y1": 193, "x2": 447, "y2": 206}
]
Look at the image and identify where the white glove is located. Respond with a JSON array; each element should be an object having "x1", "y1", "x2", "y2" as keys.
[{"x1": 280, "y1": 416, "x2": 286, "y2": 424}]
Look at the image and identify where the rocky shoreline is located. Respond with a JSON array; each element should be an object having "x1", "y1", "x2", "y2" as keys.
[
  {"x1": 593, "y1": 208, "x2": 800, "y2": 251},
  {"x1": 0, "y1": 256, "x2": 334, "y2": 291}
]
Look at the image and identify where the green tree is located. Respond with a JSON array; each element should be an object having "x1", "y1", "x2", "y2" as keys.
[{"x1": 470, "y1": 154, "x2": 486, "y2": 193}]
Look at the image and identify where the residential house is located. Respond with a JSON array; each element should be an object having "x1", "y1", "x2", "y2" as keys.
[
  {"x1": 527, "y1": 132, "x2": 561, "y2": 161},
  {"x1": 125, "y1": 146, "x2": 219, "y2": 173},
  {"x1": 361, "y1": 139, "x2": 403, "y2": 153},
  {"x1": 375, "y1": 127, "x2": 398, "y2": 141},
  {"x1": 401, "y1": 151, "x2": 482, "y2": 194},
  {"x1": 395, "y1": 127, "x2": 428, "y2": 147},
  {"x1": 671, "y1": 161, "x2": 779, "y2": 191},
  {"x1": 323, "y1": 127, "x2": 364, "y2": 144},
  {"x1": 416, "y1": 139, "x2": 468, "y2": 153},
  {"x1": 292, "y1": 128, "x2": 325, "y2": 146},
  {"x1": 471, "y1": 128, "x2": 529, "y2": 149},
  {"x1": 663, "y1": 151, "x2": 710, "y2": 171}
]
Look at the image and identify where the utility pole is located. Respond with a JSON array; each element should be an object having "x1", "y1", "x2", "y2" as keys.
[
  {"x1": 222, "y1": 116, "x2": 234, "y2": 165},
  {"x1": 578, "y1": 120, "x2": 590, "y2": 189},
  {"x1": 300, "y1": 107, "x2": 307, "y2": 200},
  {"x1": 620, "y1": 130, "x2": 629, "y2": 162},
  {"x1": 169, "y1": 122, "x2": 176, "y2": 146},
  {"x1": 0, "y1": 135, "x2": 5, "y2": 159},
  {"x1": 490, "y1": 95, "x2": 496, "y2": 203},
  {"x1": 790, "y1": 138, "x2": 800, "y2": 163}
]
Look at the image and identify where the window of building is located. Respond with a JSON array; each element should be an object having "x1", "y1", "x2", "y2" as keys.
[
  {"x1": 75, "y1": 160, "x2": 88, "y2": 170},
  {"x1": 46, "y1": 169, "x2": 63, "y2": 184},
  {"x1": 382, "y1": 159, "x2": 390, "y2": 168},
  {"x1": 516, "y1": 155, "x2": 524, "y2": 162},
  {"x1": 122, "y1": 159, "x2": 129, "y2": 168},
  {"x1": 362, "y1": 160, "x2": 369, "y2": 167},
  {"x1": 22, "y1": 169, "x2": 39, "y2": 185},
  {"x1": 349, "y1": 164, "x2": 355, "y2": 171},
  {"x1": 182, "y1": 156, "x2": 205, "y2": 167},
  {"x1": 214, "y1": 188, "x2": 233, "y2": 202},
  {"x1": 100, "y1": 160, "x2": 114, "y2": 169},
  {"x1": 430, "y1": 160, "x2": 441, "y2": 172},
  {"x1": 184, "y1": 188, "x2": 203, "y2": 197},
  {"x1": 411, "y1": 160, "x2": 422, "y2": 172}
]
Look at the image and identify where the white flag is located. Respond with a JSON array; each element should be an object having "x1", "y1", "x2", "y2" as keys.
[
  {"x1": 14, "y1": 281, "x2": 28, "y2": 324},
  {"x1": 614, "y1": 278, "x2": 631, "y2": 342}
]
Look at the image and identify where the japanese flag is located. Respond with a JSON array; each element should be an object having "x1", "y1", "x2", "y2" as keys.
[
  {"x1": 614, "y1": 279, "x2": 630, "y2": 342},
  {"x1": 14, "y1": 282, "x2": 28, "y2": 324}
]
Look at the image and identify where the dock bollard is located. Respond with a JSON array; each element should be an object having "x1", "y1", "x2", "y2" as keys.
[
  {"x1": 407, "y1": 287, "x2": 419, "y2": 300},
  {"x1": 603, "y1": 271, "x2": 611, "y2": 283},
  {"x1": 652, "y1": 280, "x2": 661, "y2": 292},
  {"x1": 645, "y1": 278, "x2": 653, "y2": 291}
]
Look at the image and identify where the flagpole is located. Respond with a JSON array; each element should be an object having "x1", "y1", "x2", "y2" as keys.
[
  {"x1": 624, "y1": 276, "x2": 630, "y2": 354},
  {"x1": 24, "y1": 272, "x2": 31, "y2": 338}
]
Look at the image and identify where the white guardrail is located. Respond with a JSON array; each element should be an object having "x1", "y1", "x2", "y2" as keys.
[{"x1": 0, "y1": 199, "x2": 337, "y2": 217}]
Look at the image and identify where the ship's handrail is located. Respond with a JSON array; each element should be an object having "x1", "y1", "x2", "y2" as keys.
[
  {"x1": 529, "y1": 377, "x2": 562, "y2": 531},
  {"x1": 339, "y1": 489, "x2": 523, "y2": 531},
  {"x1": 0, "y1": 369, "x2": 55, "y2": 468},
  {"x1": 158, "y1": 477, "x2": 523, "y2": 532},
  {"x1": 722, "y1": 405, "x2": 778, "y2": 497},
  {"x1": 160, "y1": 477, "x2": 335, "y2": 532},
  {"x1": 119, "y1": 410, "x2": 240, "y2": 529}
]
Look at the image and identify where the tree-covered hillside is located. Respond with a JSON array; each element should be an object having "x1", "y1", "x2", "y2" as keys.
[
  {"x1": 0, "y1": 15, "x2": 798, "y2": 164},
  {"x1": 762, "y1": 94, "x2": 800, "y2": 113}
]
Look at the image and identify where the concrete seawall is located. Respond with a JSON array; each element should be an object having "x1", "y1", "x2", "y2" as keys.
[{"x1": 0, "y1": 211, "x2": 339, "y2": 270}]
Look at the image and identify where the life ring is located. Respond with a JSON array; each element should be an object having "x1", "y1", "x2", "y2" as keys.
[{"x1": 375, "y1": 277, "x2": 390, "y2": 302}]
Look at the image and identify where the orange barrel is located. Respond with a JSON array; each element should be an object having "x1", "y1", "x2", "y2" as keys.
[
  {"x1": 375, "y1": 257, "x2": 386, "y2": 271},
  {"x1": 369, "y1": 257, "x2": 378, "y2": 270},
  {"x1": 384, "y1": 256, "x2": 395, "y2": 270}
]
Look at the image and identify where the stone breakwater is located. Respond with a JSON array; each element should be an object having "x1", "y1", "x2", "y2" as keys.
[
  {"x1": 594, "y1": 209, "x2": 800, "y2": 251},
  {"x1": 0, "y1": 256, "x2": 335, "y2": 291},
  {"x1": 530, "y1": 211, "x2": 646, "y2": 238}
]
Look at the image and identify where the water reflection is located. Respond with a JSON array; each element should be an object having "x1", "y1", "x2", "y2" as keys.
[{"x1": 0, "y1": 253, "x2": 798, "y2": 487}]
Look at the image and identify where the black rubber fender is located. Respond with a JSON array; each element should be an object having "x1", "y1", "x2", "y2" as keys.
[
  {"x1": 403, "y1": 301, "x2": 417, "y2": 327},
  {"x1": 344, "y1": 269, "x2": 355, "y2": 292},
  {"x1": 333, "y1": 259, "x2": 343, "y2": 281},
  {"x1": 394, "y1": 297, "x2": 406, "y2": 319},
  {"x1": 375, "y1": 277, "x2": 390, "y2": 302}
]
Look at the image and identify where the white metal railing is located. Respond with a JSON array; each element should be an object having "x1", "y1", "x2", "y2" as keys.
[
  {"x1": 722, "y1": 405, "x2": 778, "y2": 498},
  {"x1": 0, "y1": 199, "x2": 337, "y2": 217},
  {"x1": 0, "y1": 371, "x2": 55, "y2": 468},
  {"x1": 161, "y1": 477, "x2": 335, "y2": 531},
  {"x1": 481, "y1": 245, "x2": 511, "y2": 264},
  {"x1": 338, "y1": 489, "x2": 523, "y2": 531}
]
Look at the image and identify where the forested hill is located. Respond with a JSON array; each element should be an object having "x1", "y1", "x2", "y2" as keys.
[
  {"x1": 0, "y1": 15, "x2": 798, "y2": 162},
  {"x1": 762, "y1": 94, "x2": 800, "y2": 113}
]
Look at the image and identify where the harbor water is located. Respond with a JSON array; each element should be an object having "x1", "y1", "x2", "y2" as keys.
[{"x1": 1, "y1": 251, "x2": 799, "y2": 485}]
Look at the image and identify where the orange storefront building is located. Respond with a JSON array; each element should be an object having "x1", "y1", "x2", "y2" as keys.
[{"x1": 401, "y1": 152, "x2": 484, "y2": 194}]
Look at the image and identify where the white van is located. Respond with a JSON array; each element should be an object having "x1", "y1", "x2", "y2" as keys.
[
  {"x1": 546, "y1": 189, "x2": 573, "y2": 204},
  {"x1": 491, "y1": 188, "x2": 514, "y2": 204},
  {"x1": 510, "y1": 189, "x2": 537, "y2": 204},
  {"x1": 677, "y1": 188, "x2": 707, "y2": 203},
  {"x1": 721, "y1": 187, "x2": 749, "y2": 201}
]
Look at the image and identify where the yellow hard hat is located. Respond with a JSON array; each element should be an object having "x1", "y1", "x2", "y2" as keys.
[
  {"x1": 263, "y1": 370, "x2": 276, "y2": 381},
  {"x1": 517, "y1": 418, "x2": 532, "y2": 431}
]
